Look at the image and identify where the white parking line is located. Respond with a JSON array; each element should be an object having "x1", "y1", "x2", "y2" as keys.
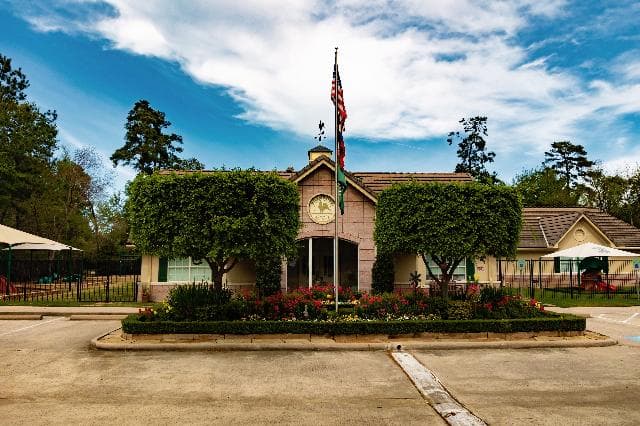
[
  {"x1": 0, "y1": 317, "x2": 66, "y2": 337},
  {"x1": 594, "y1": 313, "x2": 640, "y2": 327},
  {"x1": 391, "y1": 351, "x2": 486, "y2": 426}
]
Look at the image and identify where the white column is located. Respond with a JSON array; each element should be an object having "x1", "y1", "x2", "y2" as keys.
[
  {"x1": 357, "y1": 245, "x2": 360, "y2": 291},
  {"x1": 308, "y1": 238, "x2": 313, "y2": 289}
]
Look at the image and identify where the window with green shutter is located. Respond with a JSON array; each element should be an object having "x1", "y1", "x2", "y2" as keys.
[{"x1": 158, "y1": 257, "x2": 168, "y2": 282}]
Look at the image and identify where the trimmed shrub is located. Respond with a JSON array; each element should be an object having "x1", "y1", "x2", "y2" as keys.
[
  {"x1": 255, "y1": 257, "x2": 282, "y2": 297},
  {"x1": 167, "y1": 283, "x2": 232, "y2": 320},
  {"x1": 122, "y1": 314, "x2": 586, "y2": 335},
  {"x1": 372, "y1": 253, "x2": 395, "y2": 294}
]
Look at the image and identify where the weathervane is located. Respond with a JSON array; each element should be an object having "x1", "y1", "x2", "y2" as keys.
[{"x1": 314, "y1": 120, "x2": 326, "y2": 144}]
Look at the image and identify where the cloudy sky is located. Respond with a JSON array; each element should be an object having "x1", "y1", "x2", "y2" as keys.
[{"x1": 2, "y1": 0, "x2": 639, "y2": 190}]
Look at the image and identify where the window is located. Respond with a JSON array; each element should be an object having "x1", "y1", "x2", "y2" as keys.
[
  {"x1": 556, "y1": 257, "x2": 579, "y2": 274},
  {"x1": 167, "y1": 257, "x2": 212, "y2": 282},
  {"x1": 425, "y1": 257, "x2": 467, "y2": 281}
]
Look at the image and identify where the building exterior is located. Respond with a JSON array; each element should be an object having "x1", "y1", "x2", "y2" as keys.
[{"x1": 139, "y1": 148, "x2": 640, "y2": 300}]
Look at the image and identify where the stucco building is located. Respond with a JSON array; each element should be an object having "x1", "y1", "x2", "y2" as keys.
[{"x1": 140, "y1": 147, "x2": 640, "y2": 300}]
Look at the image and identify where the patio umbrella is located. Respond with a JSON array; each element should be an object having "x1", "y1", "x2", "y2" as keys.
[
  {"x1": 5, "y1": 243, "x2": 82, "y2": 251},
  {"x1": 0, "y1": 224, "x2": 81, "y2": 295},
  {"x1": 0, "y1": 224, "x2": 64, "y2": 246},
  {"x1": 541, "y1": 242, "x2": 638, "y2": 258},
  {"x1": 541, "y1": 242, "x2": 638, "y2": 293}
]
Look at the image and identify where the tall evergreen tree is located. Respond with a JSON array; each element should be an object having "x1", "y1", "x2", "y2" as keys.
[
  {"x1": 0, "y1": 53, "x2": 58, "y2": 226},
  {"x1": 111, "y1": 100, "x2": 185, "y2": 174},
  {"x1": 447, "y1": 116, "x2": 497, "y2": 183},
  {"x1": 543, "y1": 141, "x2": 594, "y2": 189}
]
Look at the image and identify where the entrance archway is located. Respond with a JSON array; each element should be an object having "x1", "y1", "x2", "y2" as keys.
[{"x1": 286, "y1": 238, "x2": 358, "y2": 292}]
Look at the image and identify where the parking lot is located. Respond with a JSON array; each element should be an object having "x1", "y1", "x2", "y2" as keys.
[
  {"x1": 1, "y1": 307, "x2": 639, "y2": 425},
  {"x1": 0, "y1": 318, "x2": 442, "y2": 425}
]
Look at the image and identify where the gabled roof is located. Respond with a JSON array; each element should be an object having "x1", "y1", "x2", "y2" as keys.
[
  {"x1": 521, "y1": 208, "x2": 640, "y2": 249},
  {"x1": 278, "y1": 154, "x2": 473, "y2": 200},
  {"x1": 287, "y1": 155, "x2": 379, "y2": 202}
]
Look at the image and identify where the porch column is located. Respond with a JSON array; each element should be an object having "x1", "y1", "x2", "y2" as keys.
[{"x1": 308, "y1": 238, "x2": 313, "y2": 289}]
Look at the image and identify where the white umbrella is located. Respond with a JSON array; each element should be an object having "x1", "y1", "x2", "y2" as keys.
[
  {"x1": 0, "y1": 224, "x2": 75, "y2": 247},
  {"x1": 1, "y1": 224, "x2": 82, "y2": 292},
  {"x1": 5, "y1": 243, "x2": 82, "y2": 251},
  {"x1": 541, "y1": 242, "x2": 638, "y2": 258}
]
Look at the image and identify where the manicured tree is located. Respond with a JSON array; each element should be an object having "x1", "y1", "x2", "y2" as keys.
[
  {"x1": 374, "y1": 182, "x2": 521, "y2": 300},
  {"x1": 255, "y1": 257, "x2": 283, "y2": 297},
  {"x1": 371, "y1": 252, "x2": 395, "y2": 294},
  {"x1": 127, "y1": 170, "x2": 300, "y2": 290}
]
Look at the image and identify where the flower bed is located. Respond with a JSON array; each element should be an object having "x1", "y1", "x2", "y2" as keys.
[{"x1": 122, "y1": 283, "x2": 585, "y2": 335}]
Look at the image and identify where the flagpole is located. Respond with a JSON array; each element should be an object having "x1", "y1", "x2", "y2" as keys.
[{"x1": 333, "y1": 47, "x2": 340, "y2": 313}]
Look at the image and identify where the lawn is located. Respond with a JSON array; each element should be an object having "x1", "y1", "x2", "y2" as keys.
[
  {"x1": 505, "y1": 286, "x2": 640, "y2": 307},
  {"x1": 0, "y1": 300, "x2": 149, "y2": 307},
  {"x1": 0, "y1": 279, "x2": 140, "y2": 305}
]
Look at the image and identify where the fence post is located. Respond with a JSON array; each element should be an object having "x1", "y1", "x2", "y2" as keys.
[
  {"x1": 135, "y1": 276, "x2": 139, "y2": 302},
  {"x1": 569, "y1": 260, "x2": 573, "y2": 299},
  {"x1": 529, "y1": 259, "x2": 535, "y2": 300},
  {"x1": 106, "y1": 274, "x2": 110, "y2": 303}
]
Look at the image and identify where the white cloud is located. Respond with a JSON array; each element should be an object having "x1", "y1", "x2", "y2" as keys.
[{"x1": 16, "y1": 0, "x2": 640, "y2": 176}]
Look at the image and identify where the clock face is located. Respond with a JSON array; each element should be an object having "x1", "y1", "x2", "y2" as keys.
[{"x1": 308, "y1": 194, "x2": 335, "y2": 224}]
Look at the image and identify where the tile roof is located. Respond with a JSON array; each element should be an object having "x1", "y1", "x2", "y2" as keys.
[
  {"x1": 521, "y1": 208, "x2": 640, "y2": 249},
  {"x1": 160, "y1": 154, "x2": 473, "y2": 198},
  {"x1": 349, "y1": 172, "x2": 474, "y2": 195}
]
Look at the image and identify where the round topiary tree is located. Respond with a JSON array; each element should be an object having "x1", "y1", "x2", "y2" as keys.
[
  {"x1": 374, "y1": 182, "x2": 521, "y2": 300},
  {"x1": 127, "y1": 169, "x2": 300, "y2": 291}
]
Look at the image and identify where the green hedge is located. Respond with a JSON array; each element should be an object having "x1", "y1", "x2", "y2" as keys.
[{"x1": 122, "y1": 314, "x2": 585, "y2": 335}]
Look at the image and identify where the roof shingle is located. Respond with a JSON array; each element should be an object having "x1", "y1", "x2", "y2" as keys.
[{"x1": 521, "y1": 208, "x2": 640, "y2": 249}]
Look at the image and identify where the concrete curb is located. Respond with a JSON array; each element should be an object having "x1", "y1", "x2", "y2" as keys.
[
  {"x1": 70, "y1": 315, "x2": 128, "y2": 321},
  {"x1": 392, "y1": 351, "x2": 486, "y2": 425},
  {"x1": 92, "y1": 329, "x2": 618, "y2": 352},
  {"x1": 0, "y1": 314, "x2": 43, "y2": 320}
]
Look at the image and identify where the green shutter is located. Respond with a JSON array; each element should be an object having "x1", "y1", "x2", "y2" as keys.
[
  {"x1": 553, "y1": 257, "x2": 560, "y2": 273},
  {"x1": 465, "y1": 258, "x2": 475, "y2": 282},
  {"x1": 158, "y1": 257, "x2": 168, "y2": 282}
]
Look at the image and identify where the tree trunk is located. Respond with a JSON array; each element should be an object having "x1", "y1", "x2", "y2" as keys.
[{"x1": 205, "y1": 256, "x2": 238, "y2": 292}]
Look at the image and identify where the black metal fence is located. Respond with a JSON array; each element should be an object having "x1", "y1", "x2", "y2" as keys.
[
  {"x1": 0, "y1": 254, "x2": 141, "y2": 303},
  {"x1": 498, "y1": 258, "x2": 640, "y2": 301}
]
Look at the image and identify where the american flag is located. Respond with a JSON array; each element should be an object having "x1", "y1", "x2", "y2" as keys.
[
  {"x1": 332, "y1": 65, "x2": 347, "y2": 169},
  {"x1": 331, "y1": 66, "x2": 347, "y2": 133}
]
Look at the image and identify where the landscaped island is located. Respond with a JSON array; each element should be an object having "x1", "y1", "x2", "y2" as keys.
[{"x1": 122, "y1": 284, "x2": 585, "y2": 335}]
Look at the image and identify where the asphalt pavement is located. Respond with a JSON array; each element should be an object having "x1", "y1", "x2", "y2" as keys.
[
  {"x1": 547, "y1": 306, "x2": 640, "y2": 346},
  {"x1": 0, "y1": 317, "x2": 444, "y2": 425}
]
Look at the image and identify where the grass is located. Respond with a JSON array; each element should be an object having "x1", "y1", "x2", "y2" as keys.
[
  {"x1": 505, "y1": 287, "x2": 640, "y2": 308},
  {"x1": 0, "y1": 300, "x2": 149, "y2": 307},
  {"x1": 0, "y1": 281, "x2": 141, "y2": 306},
  {"x1": 537, "y1": 294, "x2": 640, "y2": 308}
]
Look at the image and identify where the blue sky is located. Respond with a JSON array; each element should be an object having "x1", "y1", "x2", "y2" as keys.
[{"x1": 2, "y1": 0, "x2": 640, "y2": 192}]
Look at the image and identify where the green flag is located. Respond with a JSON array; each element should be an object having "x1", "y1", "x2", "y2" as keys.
[{"x1": 337, "y1": 166, "x2": 347, "y2": 215}]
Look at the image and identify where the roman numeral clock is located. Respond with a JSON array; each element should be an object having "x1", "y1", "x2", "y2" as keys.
[{"x1": 308, "y1": 193, "x2": 335, "y2": 224}]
